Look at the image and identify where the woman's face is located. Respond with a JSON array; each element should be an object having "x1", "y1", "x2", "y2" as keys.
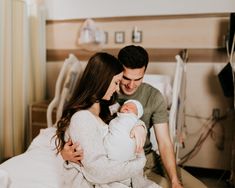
[{"x1": 102, "y1": 72, "x2": 123, "y2": 100}]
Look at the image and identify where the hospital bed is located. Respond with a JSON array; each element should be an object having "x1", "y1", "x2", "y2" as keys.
[
  {"x1": 148, "y1": 54, "x2": 186, "y2": 163},
  {"x1": 0, "y1": 53, "x2": 186, "y2": 188}
]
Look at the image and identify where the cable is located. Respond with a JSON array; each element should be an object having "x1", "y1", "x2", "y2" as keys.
[
  {"x1": 179, "y1": 120, "x2": 216, "y2": 165},
  {"x1": 179, "y1": 114, "x2": 227, "y2": 165},
  {"x1": 184, "y1": 114, "x2": 213, "y2": 136}
]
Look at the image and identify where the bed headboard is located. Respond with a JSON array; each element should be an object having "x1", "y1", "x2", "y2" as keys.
[
  {"x1": 148, "y1": 55, "x2": 186, "y2": 163},
  {"x1": 47, "y1": 54, "x2": 84, "y2": 127}
]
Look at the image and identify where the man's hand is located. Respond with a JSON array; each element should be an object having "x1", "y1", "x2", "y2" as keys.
[
  {"x1": 60, "y1": 139, "x2": 84, "y2": 165},
  {"x1": 130, "y1": 125, "x2": 146, "y2": 153},
  {"x1": 172, "y1": 178, "x2": 184, "y2": 188}
]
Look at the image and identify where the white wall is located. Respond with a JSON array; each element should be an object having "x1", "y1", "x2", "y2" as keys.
[{"x1": 44, "y1": 0, "x2": 235, "y2": 20}]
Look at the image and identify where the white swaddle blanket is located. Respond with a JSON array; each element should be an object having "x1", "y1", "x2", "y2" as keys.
[
  {"x1": 104, "y1": 112, "x2": 140, "y2": 162},
  {"x1": 0, "y1": 169, "x2": 10, "y2": 188}
]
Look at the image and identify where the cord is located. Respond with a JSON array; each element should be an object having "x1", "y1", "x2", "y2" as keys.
[
  {"x1": 179, "y1": 119, "x2": 216, "y2": 165},
  {"x1": 184, "y1": 114, "x2": 213, "y2": 136},
  {"x1": 179, "y1": 114, "x2": 227, "y2": 165}
]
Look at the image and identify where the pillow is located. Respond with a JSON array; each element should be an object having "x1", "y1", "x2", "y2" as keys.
[
  {"x1": 143, "y1": 74, "x2": 172, "y2": 108},
  {"x1": 27, "y1": 127, "x2": 58, "y2": 150}
]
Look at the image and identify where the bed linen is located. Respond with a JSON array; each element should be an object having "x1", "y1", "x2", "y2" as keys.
[{"x1": 0, "y1": 127, "x2": 64, "y2": 188}]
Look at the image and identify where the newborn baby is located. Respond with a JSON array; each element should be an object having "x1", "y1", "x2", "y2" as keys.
[{"x1": 104, "y1": 99, "x2": 144, "y2": 162}]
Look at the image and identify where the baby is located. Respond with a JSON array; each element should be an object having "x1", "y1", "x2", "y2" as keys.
[{"x1": 104, "y1": 99, "x2": 145, "y2": 162}]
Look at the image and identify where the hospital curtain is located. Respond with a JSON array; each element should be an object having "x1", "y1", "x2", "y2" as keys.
[{"x1": 0, "y1": 0, "x2": 46, "y2": 162}]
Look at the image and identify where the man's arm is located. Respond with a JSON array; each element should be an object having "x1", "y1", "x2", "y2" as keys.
[{"x1": 154, "y1": 123, "x2": 183, "y2": 188}]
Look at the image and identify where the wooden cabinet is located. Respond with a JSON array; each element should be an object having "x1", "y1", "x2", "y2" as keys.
[{"x1": 28, "y1": 101, "x2": 55, "y2": 143}]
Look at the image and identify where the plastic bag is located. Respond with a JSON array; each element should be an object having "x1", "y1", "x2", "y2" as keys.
[{"x1": 77, "y1": 18, "x2": 106, "y2": 51}]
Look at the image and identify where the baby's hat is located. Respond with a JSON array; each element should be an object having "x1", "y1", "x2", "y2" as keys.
[{"x1": 124, "y1": 99, "x2": 144, "y2": 118}]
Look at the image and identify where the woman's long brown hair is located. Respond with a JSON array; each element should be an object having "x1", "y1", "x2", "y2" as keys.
[{"x1": 55, "y1": 52, "x2": 123, "y2": 153}]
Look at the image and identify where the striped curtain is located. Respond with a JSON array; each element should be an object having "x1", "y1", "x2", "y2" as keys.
[{"x1": 0, "y1": 0, "x2": 46, "y2": 162}]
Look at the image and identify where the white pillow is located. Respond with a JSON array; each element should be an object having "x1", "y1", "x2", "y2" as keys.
[
  {"x1": 143, "y1": 74, "x2": 172, "y2": 108},
  {"x1": 143, "y1": 74, "x2": 173, "y2": 152}
]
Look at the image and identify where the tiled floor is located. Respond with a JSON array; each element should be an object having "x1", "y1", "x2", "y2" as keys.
[{"x1": 183, "y1": 166, "x2": 234, "y2": 188}]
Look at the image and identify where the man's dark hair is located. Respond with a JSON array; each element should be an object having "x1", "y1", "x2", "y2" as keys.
[{"x1": 118, "y1": 45, "x2": 149, "y2": 70}]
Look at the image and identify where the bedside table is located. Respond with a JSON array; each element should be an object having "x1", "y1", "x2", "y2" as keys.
[{"x1": 28, "y1": 101, "x2": 56, "y2": 143}]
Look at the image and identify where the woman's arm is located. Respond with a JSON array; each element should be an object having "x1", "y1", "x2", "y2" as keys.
[
  {"x1": 69, "y1": 111, "x2": 146, "y2": 184},
  {"x1": 60, "y1": 139, "x2": 83, "y2": 165},
  {"x1": 61, "y1": 119, "x2": 147, "y2": 163}
]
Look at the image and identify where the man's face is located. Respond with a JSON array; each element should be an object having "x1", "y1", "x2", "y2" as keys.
[{"x1": 120, "y1": 66, "x2": 145, "y2": 95}]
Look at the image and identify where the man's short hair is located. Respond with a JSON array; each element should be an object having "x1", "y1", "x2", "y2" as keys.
[{"x1": 118, "y1": 45, "x2": 149, "y2": 70}]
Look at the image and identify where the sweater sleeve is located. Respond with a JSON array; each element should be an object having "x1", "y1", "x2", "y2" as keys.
[{"x1": 69, "y1": 111, "x2": 146, "y2": 184}]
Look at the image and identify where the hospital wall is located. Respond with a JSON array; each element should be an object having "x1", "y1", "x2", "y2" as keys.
[{"x1": 45, "y1": 14, "x2": 235, "y2": 170}]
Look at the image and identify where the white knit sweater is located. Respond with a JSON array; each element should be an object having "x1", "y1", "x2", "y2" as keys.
[{"x1": 64, "y1": 110, "x2": 161, "y2": 188}]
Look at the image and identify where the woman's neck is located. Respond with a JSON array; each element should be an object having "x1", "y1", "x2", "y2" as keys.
[{"x1": 89, "y1": 102, "x2": 100, "y2": 116}]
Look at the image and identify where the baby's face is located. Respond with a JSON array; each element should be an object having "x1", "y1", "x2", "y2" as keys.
[{"x1": 120, "y1": 102, "x2": 137, "y2": 115}]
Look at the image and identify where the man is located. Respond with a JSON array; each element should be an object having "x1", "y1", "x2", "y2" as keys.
[{"x1": 62, "y1": 45, "x2": 207, "y2": 188}]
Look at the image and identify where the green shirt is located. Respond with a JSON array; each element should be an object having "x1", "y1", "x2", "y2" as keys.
[{"x1": 118, "y1": 83, "x2": 168, "y2": 154}]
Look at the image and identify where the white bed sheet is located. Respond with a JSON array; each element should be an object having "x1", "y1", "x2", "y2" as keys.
[
  {"x1": 143, "y1": 74, "x2": 172, "y2": 108},
  {"x1": 143, "y1": 74, "x2": 173, "y2": 152},
  {"x1": 0, "y1": 127, "x2": 64, "y2": 188}
]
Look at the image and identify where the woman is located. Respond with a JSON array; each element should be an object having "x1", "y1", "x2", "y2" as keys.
[{"x1": 55, "y1": 52, "x2": 158, "y2": 188}]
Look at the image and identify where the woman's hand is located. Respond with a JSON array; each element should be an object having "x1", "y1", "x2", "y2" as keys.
[
  {"x1": 130, "y1": 125, "x2": 147, "y2": 153},
  {"x1": 60, "y1": 139, "x2": 84, "y2": 165}
]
